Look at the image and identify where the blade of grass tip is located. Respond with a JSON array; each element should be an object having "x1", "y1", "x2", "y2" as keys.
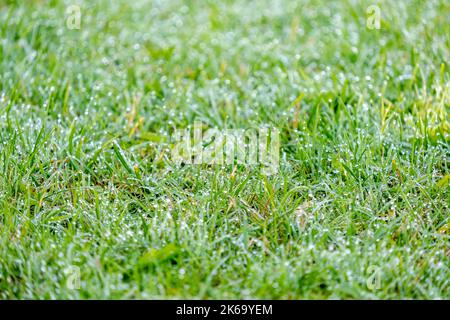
[
  {"x1": 27, "y1": 126, "x2": 53, "y2": 168},
  {"x1": 62, "y1": 81, "x2": 71, "y2": 116},
  {"x1": 68, "y1": 120, "x2": 76, "y2": 155},
  {"x1": 113, "y1": 141, "x2": 134, "y2": 175}
]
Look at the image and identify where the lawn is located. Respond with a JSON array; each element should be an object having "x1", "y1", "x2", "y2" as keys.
[{"x1": 0, "y1": 0, "x2": 448, "y2": 299}]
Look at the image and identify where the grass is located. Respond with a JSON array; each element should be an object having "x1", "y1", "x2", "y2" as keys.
[{"x1": 0, "y1": 0, "x2": 448, "y2": 299}]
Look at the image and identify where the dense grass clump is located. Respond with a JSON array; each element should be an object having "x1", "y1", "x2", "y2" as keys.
[{"x1": 0, "y1": 0, "x2": 448, "y2": 299}]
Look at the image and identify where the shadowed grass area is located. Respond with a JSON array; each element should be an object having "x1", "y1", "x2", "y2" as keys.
[{"x1": 0, "y1": 0, "x2": 448, "y2": 299}]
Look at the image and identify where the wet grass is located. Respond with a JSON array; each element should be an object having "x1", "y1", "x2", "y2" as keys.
[{"x1": 0, "y1": 0, "x2": 449, "y2": 299}]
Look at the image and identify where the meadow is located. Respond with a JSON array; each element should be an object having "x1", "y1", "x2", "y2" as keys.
[{"x1": 0, "y1": 0, "x2": 448, "y2": 299}]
